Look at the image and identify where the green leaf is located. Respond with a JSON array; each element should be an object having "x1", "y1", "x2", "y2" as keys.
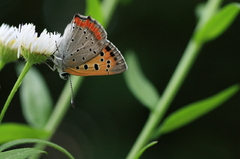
[
  {"x1": 0, "y1": 138, "x2": 74, "y2": 159},
  {"x1": 194, "y1": 3, "x2": 240, "y2": 43},
  {"x1": 0, "y1": 148, "x2": 46, "y2": 159},
  {"x1": 85, "y1": 0, "x2": 104, "y2": 27},
  {"x1": 156, "y1": 84, "x2": 239, "y2": 136},
  {"x1": 0, "y1": 123, "x2": 49, "y2": 144},
  {"x1": 134, "y1": 141, "x2": 158, "y2": 159},
  {"x1": 124, "y1": 50, "x2": 160, "y2": 110},
  {"x1": 16, "y1": 63, "x2": 53, "y2": 128}
]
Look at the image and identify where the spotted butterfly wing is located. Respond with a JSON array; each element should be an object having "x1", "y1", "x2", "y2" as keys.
[{"x1": 54, "y1": 14, "x2": 127, "y2": 78}]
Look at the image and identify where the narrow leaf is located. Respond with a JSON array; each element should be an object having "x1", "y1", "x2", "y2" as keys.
[
  {"x1": 85, "y1": 0, "x2": 104, "y2": 27},
  {"x1": 16, "y1": 63, "x2": 53, "y2": 128},
  {"x1": 134, "y1": 141, "x2": 158, "y2": 159},
  {"x1": 0, "y1": 123, "x2": 49, "y2": 144},
  {"x1": 0, "y1": 138, "x2": 74, "y2": 159},
  {"x1": 194, "y1": 3, "x2": 240, "y2": 43},
  {"x1": 124, "y1": 50, "x2": 160, "y2": 110},
  {"x1": 157, "y1": 84, "x2": 239, "y2": 136},
  {"x1": 0, "y1": 148, "x2": 46, "y2": 159}
]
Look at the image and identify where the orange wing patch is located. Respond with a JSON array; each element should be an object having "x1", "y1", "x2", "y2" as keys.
[
  {"x1": 64, "y1": 46, "x2": 119, "y2": 76},
  {"x1": 73, "y1": 15, "x2": 102, "y2": 40}
]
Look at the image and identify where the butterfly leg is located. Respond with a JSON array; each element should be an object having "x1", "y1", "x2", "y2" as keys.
[{"x1": 45, "y1": 61, "x2": 56, "y2": 71}]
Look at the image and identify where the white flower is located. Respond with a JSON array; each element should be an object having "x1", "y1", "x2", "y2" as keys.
[
  {"x1": 17, "y1": 23, "x2": 61, "y2": 63},
  {"x1": 0, "y1": 23, "x2": 19, "y2": 50},
  {"x1": 0, "y1": 24, "x2": 19, "y2": 69}
]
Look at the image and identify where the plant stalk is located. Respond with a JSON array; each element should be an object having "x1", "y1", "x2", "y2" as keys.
[
  {"x1": 0, "y1": 61, "x2": 32, "y2": 123},
  {"x1": 126, "y1": 0, "x2": 223, "y2": 158}
]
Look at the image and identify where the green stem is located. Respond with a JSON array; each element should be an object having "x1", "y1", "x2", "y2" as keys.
[
  {"x1": 31, "y1": 1, "x2": 119, "y2": 158},
  {"x1": 0, "y1": 61, "x2": 32, "y2": 123},
  {"x1": 44, "y1": 76, "x2": 83, "y2": 132},
  {"x1": 196, "y1": 0, "x2": 223, "y2": 30},
  {"x1": 126, "y1": 0, "x2": 222, "y2": 158},
  {"x1": 30, "y1": 76, "x2": 84, "y2": 159},
  {"x1": 126, "y1": 39, "x2": 201, "y2": 159}
]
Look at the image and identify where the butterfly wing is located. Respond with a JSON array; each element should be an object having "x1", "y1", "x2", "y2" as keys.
[
  {"x1": 57, "y1": 14, "x2": 127, "y2": 76},
  {"x1": 64, "y1": 41, "x2": 127, "y2": 76},
  {"x1": 58, "y1": 14, "x2": 106, "y2": 67}
]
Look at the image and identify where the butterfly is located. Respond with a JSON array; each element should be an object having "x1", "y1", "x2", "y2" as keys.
[{"x1": 53, "y1": 13, "x2": 127, "y2": 80}]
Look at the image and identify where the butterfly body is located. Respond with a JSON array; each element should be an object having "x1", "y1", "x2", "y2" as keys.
[{"x1": 53, "y1": 14, "x2": 127, "y2": 79}]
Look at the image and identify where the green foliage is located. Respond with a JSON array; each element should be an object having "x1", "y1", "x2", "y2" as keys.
[
  {"x1": 86, "y1": 0, "x2": 104, "y2": 26},
  {"x1": 0, "y1": 148, "x2": 46, "y2": 159},
  {"x1": 0, "y1": 138, "x2": 74, "y2": 159},
  {"x1": 124, "y1": 51, "x2": 160, "y2": 110},
  {"x1": 133, "y1": 141, "x2": 158, "y2": 159},
  {"x1": 156, "y1": 84, "x2": 240, "y2": 136},
  {"x1": 194, "y1": 3, "x2": 240, "y2": 43},
  {"x1": 1, "y1": 0, "x2": 240, "y2": 159},
  {"x1": 0, "y1": 123, "x2": 49, "y2": 144},
  {"x1": 16, "y1": 63, "x2": 53, "y2": 129},
  {"x1": 125, "y1": 1, "x2": 240, "y2": 159}
]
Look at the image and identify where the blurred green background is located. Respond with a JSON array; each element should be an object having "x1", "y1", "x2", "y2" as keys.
[{"x1": 1, "y1": 0, "x2": 240, "y2": 158}]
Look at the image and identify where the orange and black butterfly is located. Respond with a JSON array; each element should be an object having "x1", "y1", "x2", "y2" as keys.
[{"x1": 53, "y1": 13, "x2": 127, "y2": 80}]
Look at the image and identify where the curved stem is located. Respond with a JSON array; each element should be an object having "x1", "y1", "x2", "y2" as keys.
[
  {"x1": 30, "y1": 76, "x2": 84, "y2": 159},
  {"x1": 126, "y1": 0, "x2": 222, "y2": 158},
  {"x1": 126, "y1": 39, "x2": 201, "y2": 159},
  {"x1": 44, "y1": 76, "x2": 84, "y2": 132},
  {"x1": 0, "y1": 61, "x2": 32, "y2": 123}
]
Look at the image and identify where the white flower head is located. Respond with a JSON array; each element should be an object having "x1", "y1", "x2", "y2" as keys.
[
  {"x1": 17, "y1": 23, "x2": 61, "y2": 64},
  {"x1": 0, "y1": 24, "x2": 19, "y2": 68},
  {"x1": 0, "y1": 23, "x2": 19, "y2": 49}
]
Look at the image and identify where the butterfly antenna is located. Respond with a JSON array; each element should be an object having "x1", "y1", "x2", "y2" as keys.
[{"x1": 69, "y1": 75, "x2": 75, "y2": 108}]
